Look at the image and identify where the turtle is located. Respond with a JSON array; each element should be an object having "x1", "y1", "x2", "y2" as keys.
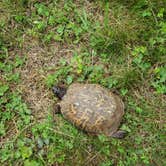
[{"x1": 52, "y1": 83, "x2": 127, "y2": 139}]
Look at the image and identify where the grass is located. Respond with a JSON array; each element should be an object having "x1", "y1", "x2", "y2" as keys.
[{"x1": 0, "y1": 0, "x2": 166, "y2": 165}]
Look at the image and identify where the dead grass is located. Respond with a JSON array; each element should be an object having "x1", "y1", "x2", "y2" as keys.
[
  {"x1": 133, "y1": 86, "x2": 166, "y2": 128},
  {"x1": 16, "y1": 37, "x2": 73, "y2": 120},
  {"x1": 0, "y1": 1, "x2": 165, "y2": 165}
]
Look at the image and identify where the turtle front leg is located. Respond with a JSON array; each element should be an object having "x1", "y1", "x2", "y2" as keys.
[
  {"x1": 111, "y1": 130, "x2": 127, "y2": 139},
  {"x1": 54, "y1": 104, "x2": 61, "y2": 114}
]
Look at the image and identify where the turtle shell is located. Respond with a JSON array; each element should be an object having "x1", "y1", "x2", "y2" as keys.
[{"x1": 59, "y1": 83, "x2": 124, "y2": 136}]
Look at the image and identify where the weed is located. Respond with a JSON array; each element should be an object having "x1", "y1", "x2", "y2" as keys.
[{"x1": 0, "y1": 0, "x2": 165, "y2": 165}]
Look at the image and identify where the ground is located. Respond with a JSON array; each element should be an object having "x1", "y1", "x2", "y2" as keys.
[{"x1": 0, "y1": 0, "x2": 166, "y2": 166}]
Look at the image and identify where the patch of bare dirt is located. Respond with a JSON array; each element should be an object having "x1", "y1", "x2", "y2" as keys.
[{"x1": 17, "y1": 38, "x2": 73, "y2": 120}]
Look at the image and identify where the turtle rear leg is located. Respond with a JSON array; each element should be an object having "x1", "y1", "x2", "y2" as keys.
[{"x1": 111, "y1": 130, "x2": 127, "y2": 139}]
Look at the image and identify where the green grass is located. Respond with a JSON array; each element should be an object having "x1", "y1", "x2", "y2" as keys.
[{"x1": 0, "y1": 0, "x2": 166, "y2": 165}]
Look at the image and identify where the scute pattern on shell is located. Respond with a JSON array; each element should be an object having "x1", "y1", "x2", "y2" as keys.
[{"x1": 60, "y1": 83, "x2": 124, "y2": 136}]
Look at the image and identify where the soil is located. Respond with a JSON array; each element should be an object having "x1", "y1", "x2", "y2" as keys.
[{"x1": 17, "y1": 38, "x2": 73, "y2": 120}]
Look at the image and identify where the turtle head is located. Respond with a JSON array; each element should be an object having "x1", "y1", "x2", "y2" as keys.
[{"x1": 52, "y1": 86, "x2": 66, "y2": 100}]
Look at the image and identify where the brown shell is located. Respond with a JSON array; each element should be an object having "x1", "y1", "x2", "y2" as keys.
[{"x1": 60, "y1": 83, "x2": 124, "y2": 136}]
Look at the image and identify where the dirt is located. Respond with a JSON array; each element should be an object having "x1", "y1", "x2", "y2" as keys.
[{"x1": 17, "y1": 38, "x2": 73, "y2": 120}]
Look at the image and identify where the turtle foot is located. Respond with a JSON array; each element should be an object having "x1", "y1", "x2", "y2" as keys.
[
  {"x1": 54, "y1": 104, "x2": 61, "y2": 114},
  {"x1": 111, "y1": 130, "x2": 127, "y2": 139}
]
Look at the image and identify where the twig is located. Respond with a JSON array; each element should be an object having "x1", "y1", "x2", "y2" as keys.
[
  {"x1": 148, "y1": 0, "x2": 158, "y2": 25},
  {"x1": 85, "y1": 151, "x2": 100, "y2": 165},
  {"x1": 46, "y1": 127, "x2": 74, "y2": 138}
]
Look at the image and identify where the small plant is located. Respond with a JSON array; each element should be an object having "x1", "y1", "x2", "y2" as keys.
[
  {"x1": 132, "y1": 46, "x2": 151, "y2": 72},
  {"x1": 0, "y1": 0, "x2": 165, "y2": 165},
  {"x1": 152, "y1": 65, "x2": 166, "y2": 94}
]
